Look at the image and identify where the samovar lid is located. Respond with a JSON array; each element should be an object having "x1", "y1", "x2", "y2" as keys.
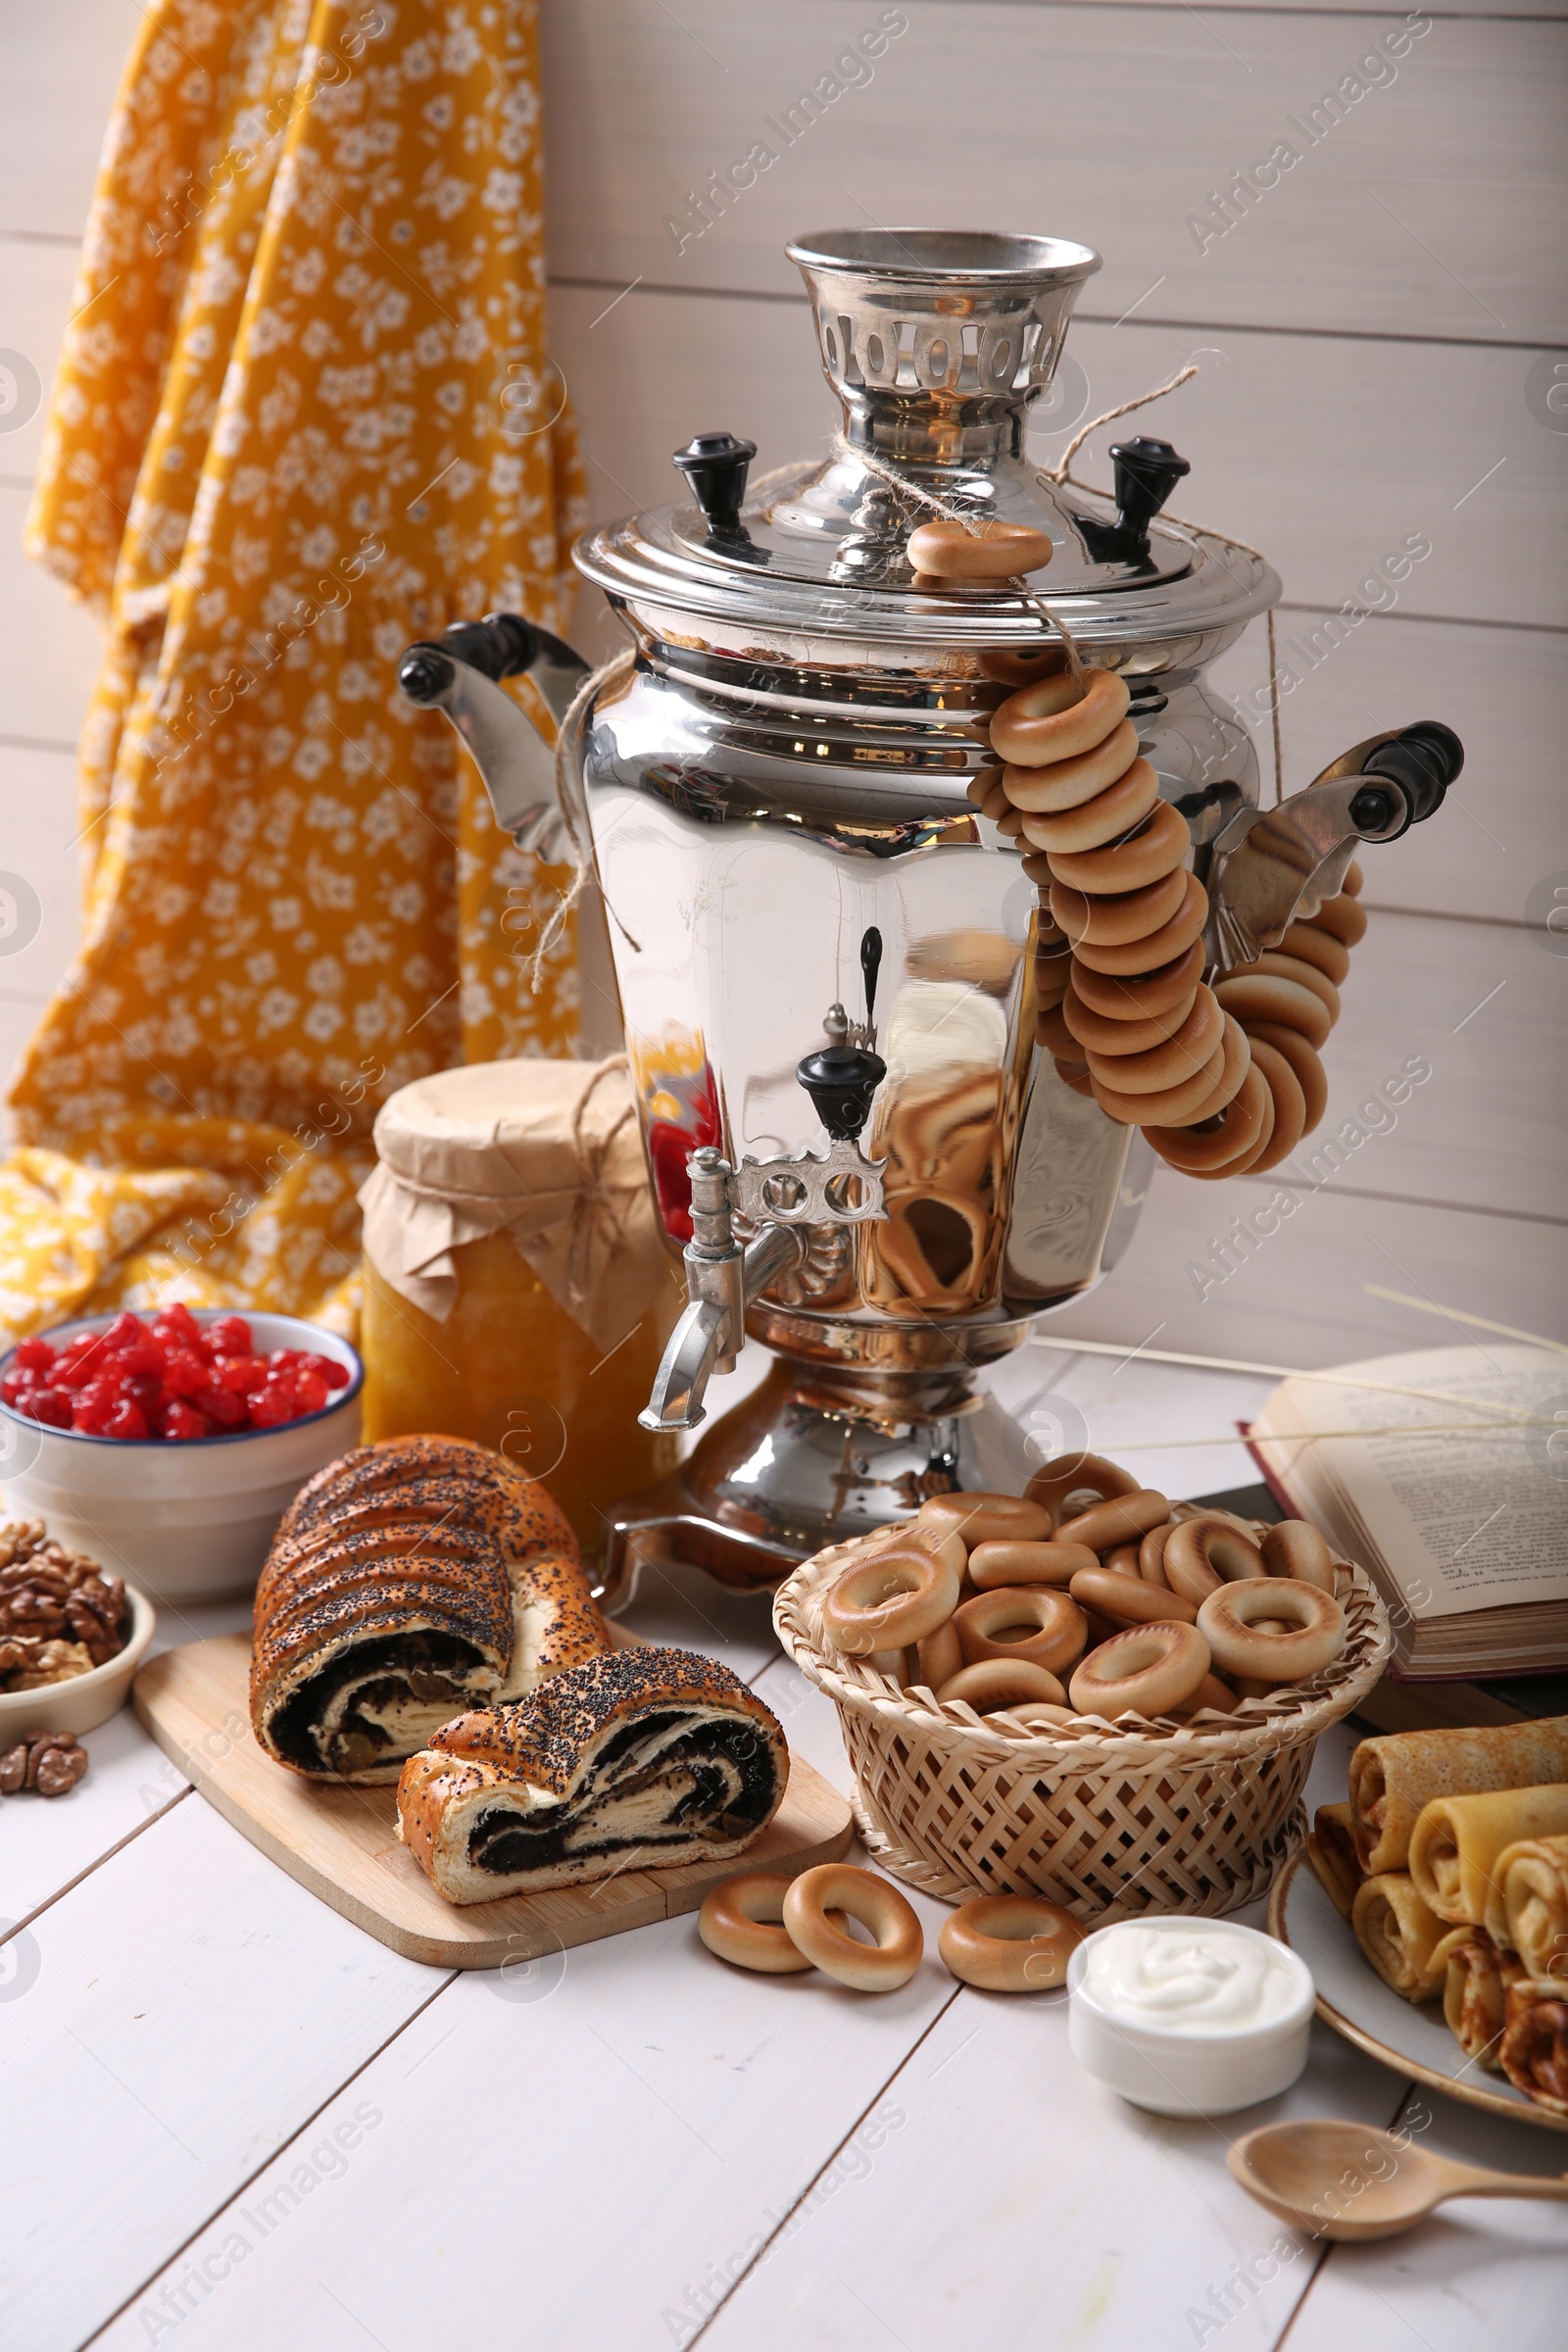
[{"x1": 574, "y1": 229, "x2": 1278, "y2": 652}]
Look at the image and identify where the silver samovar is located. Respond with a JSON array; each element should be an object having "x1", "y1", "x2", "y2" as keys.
[{"x1": 400, "y1": 229, "x2": 1458, "y2": 1610}]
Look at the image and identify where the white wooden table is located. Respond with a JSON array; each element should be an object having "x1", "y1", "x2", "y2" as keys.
[{"x1": 4, "y1": 1355, "x2": 1563, "y2": 2352}]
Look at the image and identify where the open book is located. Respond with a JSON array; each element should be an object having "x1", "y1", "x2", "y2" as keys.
[{"x1": 1247, "y1": 1344, "x2": 1568, "y2": 1680}]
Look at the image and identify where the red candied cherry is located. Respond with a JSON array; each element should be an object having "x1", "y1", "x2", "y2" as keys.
[
  {"x1": 114, "y1": 1338, "x2": 166, "y2": 1378},
  {"x1": 219, "y1": 1354, "x2": 268, "y2": 1396},
  {"x1": 161, "y1": 1348, "x2": 210, "y2": 1397},
  {"x1": 119, "y1": 1372, "x2": 164, "y2": 1415},
  {"x1": 102, "y1": 1309, "x2": 149, "y2": 1352},
  {"x1": 153, "y1": 1301, "x2": 204, "y2": 1348},
  {"x1": 14, "y1": 1335, "x2": 56, "y2": 1372},
  {"x1": 205, "y1": 1313, "x2": 254, "y2": 1358},
  {"x1": 72, "y1": 1389, "x2": 116, "y2": 1435},
  {"x1": 248, "y1": 1382, "x2": 299, "y2": 1428},
  {"x1": 23, "y1": 1387, "x2": 72, "y2": 1428},
  {"x1": 291, "y1": 1368, "x2": 330, "y2": 1416},
  {"x1": 56, "y1": 1336, "x2": 110, "y2": 1390},
  {"x1": 303, "y1": 1351, "x2": 351, "y2": 1392},
  {"x1": 159, "y1": 1398, "x2": 212, "y2": 1440},
  {"x1": 267, "y1": 1348, "x2": 306, "y2": 1373},
  {"x1": 104, "y1": 1397, "x2": 151, "y2": 1441},
  {"x1": 191, "y1": 1382, "x2": 247, "y2": 1429},
  {"x1": 1, "y1": 1365, "x2": 37, "y2": 1406}
]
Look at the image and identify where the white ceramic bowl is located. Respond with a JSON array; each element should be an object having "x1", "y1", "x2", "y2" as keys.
[
  {"x1": 0, "y1": 1580, "x2": 157, "y2": 1743},
  {"x1": 1066, "y1": 1917, "x2": 1315, "y2": 2117},
  {"x1": 0, "y1": 1309, "x2": 363, "y2": 1604}
]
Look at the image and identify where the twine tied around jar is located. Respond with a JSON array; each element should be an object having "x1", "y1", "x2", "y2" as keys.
[{"x1": 358, "y1": 1054, "x2": 668, "y2": 1351}]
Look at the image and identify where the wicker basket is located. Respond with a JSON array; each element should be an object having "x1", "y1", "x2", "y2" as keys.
[{"x1": 773, "y1": 1535, "x2": 1391, "y2": 1922}]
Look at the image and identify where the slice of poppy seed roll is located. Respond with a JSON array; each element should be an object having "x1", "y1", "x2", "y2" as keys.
[
  {"x1": 395, "y1": 1646, "x2": 789, "y2": 1902},
  {"x1": 250, "y1": 1435, "x2": 608, "y2": 1783}
]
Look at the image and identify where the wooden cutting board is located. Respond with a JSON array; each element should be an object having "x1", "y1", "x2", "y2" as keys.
[{"x1": 133, "y1": 1632, "x2": 852, "y2": 1970}]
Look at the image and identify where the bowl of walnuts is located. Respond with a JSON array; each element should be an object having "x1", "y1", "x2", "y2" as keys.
[{"x1": 0, "y1": 1520, "x2": 156, "y2": 1743}]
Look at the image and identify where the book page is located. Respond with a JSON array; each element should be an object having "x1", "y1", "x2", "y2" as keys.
[{"x1": 1250, "y1": 1345, "x2": 1568, "y2": 1621}]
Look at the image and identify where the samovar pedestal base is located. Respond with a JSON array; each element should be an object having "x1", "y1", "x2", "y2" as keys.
[{"x1": 596, "y1": 1351, "x2": 1038, "y2": 1616}]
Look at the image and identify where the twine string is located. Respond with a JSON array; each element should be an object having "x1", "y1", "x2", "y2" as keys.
[{"x1": 845, "y1": 359, "x2": 1286, "y2": 804}]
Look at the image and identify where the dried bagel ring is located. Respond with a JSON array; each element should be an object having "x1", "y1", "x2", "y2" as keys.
[
  {"x1": 1260, "y1": 1519, "x2": 1337, "y2": 1593},
  {"x1": 1168, "y1": 1671, "x2": 1243, "y2": 1721},
  {"x1": 991, "y1": 665, "x2": 1129, "y2": 768},
  {"x1": 822, "y1": 1530, "x2": 963, "y2": 1655},
  {"x1": 1093, "y1": 1035, "x2": 1227, "y2": 1128},
  {"x1": 967, "y1": 1539, "x2": 1099, "y2": 1590},
  {"x1": 1246, "y1": 1020, "x2": 1329, "y2": 1133},
  {"x1": 1139, "y1": 1521, "x2": 1175, "y2": 1587},
  {"x1": 1067, "y1": 1621, "x2": 1211, "y2": 1720},
  {"x1": 699, "y1": 1873, "x2": 834, "y2": 1975},
  {"x1": 1145, "y1": 1054, "x2": 1270, "y2": 1175},
  {"x1": 1085, "y1": 987, "x2": 1223, "y2": 1095},
  {"x1": 908, "y1": 517, "x2": 1053, "y2": 581},
  {"x1": 1025, "y1": 1451, "x2": 1140, "y2": 1528},
  {"x1": 1054, "y1": 1489, "x2": 1171, "y2": 1553},
  {"x1": 1017, "y1": 756, "x2": 1159, "y2": 852},
  {"x1": 1307, "y1": 891, "x2": 1368, "y2": 948},
  {"x1": 1281, "y1": 920, "x2": 1351, "y2": 986},
  {"x1": 1234, "y1": 1036, "x2": 1307, "y2": 1174},
  {"x1": 1050, "y1": 865, "x2": 1190, "y2": 949},
  {"x1": 1240, "y1": 950, "x2": 1342, "y2": 1022},
  {"x1": 1197, "y1": 1577, "x2": 1346, "y2": 1682},
  {"x1": 1070, "y1": 940, "x2": 1205, "y2": 1021},
  {"x1": 1060, "y1": 979, "x2": 1198, "y2": 1058},
  {"x1": 1046, "y1": 797, "x2": 1191, "y2": 896},
  {"x1": 937, "y1": 1659, "x2": 1068, "y2": 1713},
  {"x1": 938, "y1": 1896, "x2": 1085, "y2": 1992},
  {"x1": 1213, "y1": 972, "x2": 1332, "y2": 1050},
  {"x1": 1162, "y1": 1516, "x2": 1268, "y2": 1604},
  {"x1": 1009, "y1": 721, "x2": 1142, "y2": 814},
  {"x1": 917, "y1": 1491, "x2": 1053, "y2": 1548},
  {"x1": 782, "y1": 1864, "x2": 923, "y2": 1992},
  {"x1": 913, "y1": 1620, "x2": 963, "y2": 1692},
  {"x1": 1069, "y1": 1565, "x2": 1200, "y2": 1628},
  {"x1": 954, "y1": 1587, "x2": 1088, "y2": 1676},
  {"x1": 1069, "y1": 874, "x2": 1208, "y2": 976}
]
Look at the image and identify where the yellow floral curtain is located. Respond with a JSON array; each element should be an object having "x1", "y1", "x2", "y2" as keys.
[{"x1": 0, "y1": 0, "x2": 584, "y2": 1339}]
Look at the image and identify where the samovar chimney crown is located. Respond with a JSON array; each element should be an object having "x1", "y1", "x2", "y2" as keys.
[{"x1": 785, "y1": 227, "x2": 1102, "y2": 464}]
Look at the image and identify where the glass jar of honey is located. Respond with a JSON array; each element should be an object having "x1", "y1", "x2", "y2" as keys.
[{"x1": 357, "y1": 1057, "x2": 681, "y2": 1556}]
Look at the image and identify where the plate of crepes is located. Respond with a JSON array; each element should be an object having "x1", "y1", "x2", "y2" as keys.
[{"x1": 1269, "y1": 1716, "x2": 1568, "y2": 2129}]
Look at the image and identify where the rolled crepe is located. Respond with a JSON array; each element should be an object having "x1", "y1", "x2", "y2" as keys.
[
  {"x1": 1498, "y1": 1981, "x2": 1568, "y2": 2117},
  {"x1": 1442, "y1": 1928, "x2": 1526, "y2": 2072},
  {"x1": 1489, "y1": 1833, "x2": 1568, "y2": 1983},
  {"x1": 1348, "y1": 1718, "x2": 1568, "y2": 1874},
  {"x1": 1408, "y1": 1784, "x2": 1568, "y2": 1926},
  {"x1": 1307, "y1": 1801, "x2": 1363, "y2": 1920},
  {"x1": 1351, "y1": 1871, "x2": 1465, "y2": 2002}
]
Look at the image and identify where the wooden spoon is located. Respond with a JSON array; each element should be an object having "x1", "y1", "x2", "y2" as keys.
[{"x1": 1228, "y1": 2119, "x2": 1568, "y2": 2242}]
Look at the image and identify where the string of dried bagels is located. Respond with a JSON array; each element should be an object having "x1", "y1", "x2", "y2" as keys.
[{"x1": 906, "y1": 511, "x2": 1363, "y2": 1181}]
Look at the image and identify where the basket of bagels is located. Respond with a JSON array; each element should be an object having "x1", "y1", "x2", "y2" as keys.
[{"x1": 773, "y1": 1451, "x2": 1391, "y2": 1919}]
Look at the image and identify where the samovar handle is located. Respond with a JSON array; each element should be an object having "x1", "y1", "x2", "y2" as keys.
[
  {"x1": 397, "y1": 612, "x2": 589, "y2": 860},
  {"x1": 1206, "y1": 720, "x2": 1463, "y2": 969}
]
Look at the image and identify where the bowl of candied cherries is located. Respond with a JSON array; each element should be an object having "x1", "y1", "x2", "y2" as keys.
[
  {"x1": 3, "y1": 1302, "x2": 353, "y2": 1442},
  {"x1": 0, "y1": 1305, "x2": 363, "y2": 1603}
]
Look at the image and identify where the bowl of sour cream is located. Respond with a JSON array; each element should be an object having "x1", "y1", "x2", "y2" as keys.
[{"x1": 1067, "y1": 1918, "x2": 1315, "y2": 2116}]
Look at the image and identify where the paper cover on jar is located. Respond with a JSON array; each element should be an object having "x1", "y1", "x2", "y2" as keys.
[{"x1": 358, "y1": 1057, "x2": 668, "y2": 1350}]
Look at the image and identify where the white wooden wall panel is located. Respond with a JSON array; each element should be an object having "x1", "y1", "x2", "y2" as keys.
[
  {"x1": 538, "y1": 1, "x2": 1568, "y2": 341},
  {"x1": 1039, "y1": 1167, "x2": 1568, "y2": 1361},
  {"x1": 0, "y1": 485, "x2": 102, "y2": 745},
  {"x1": 549, "y1": 283, "x2": 1568, "y2": 628},
  {"x1": 1209, "y1": 612, "x2": 1568, "y2": 927},
  {"x1": 0, "y1": 0, "x2": 135, "y2": 237}
]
